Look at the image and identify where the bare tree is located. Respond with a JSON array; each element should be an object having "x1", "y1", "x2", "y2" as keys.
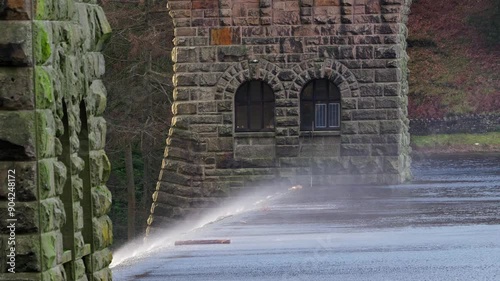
[{"x1": 100, "y1": 0, "x2": 174, "y2": 244}]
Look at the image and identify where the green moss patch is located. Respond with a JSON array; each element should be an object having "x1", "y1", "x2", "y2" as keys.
[
  {"x1": 35, "y1": 66, "x2": 54, "y2": 109},
  {"x1": 34, "y1": 22, "x2": 52, "y2": 64}
]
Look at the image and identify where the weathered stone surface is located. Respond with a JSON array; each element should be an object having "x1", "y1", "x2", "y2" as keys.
[
  {"x1": 0, "y1": 22, "x2": 32, "y2": 66},
  {"x1": 39, "y1": 197, "x2": 64, "y2": 232},
  {"x1": 87, "y1": 80, "x2": 107, "y2": 116},
  {"x1": 92, "y1": 216, "x2": 113, "y2": 250},
  {"x1": 36, "y1": 109, "x2": 56, "y2": 158},
  {"x1": 41, "y1": 265, "x2": 66, "y2": 281},
  {"x1": 0, "y1": 111, "x2": 36, "y2": 161},
  {"x1": 0, "y1": 67, "x2": 34, "y2": 110},
  {"x1": 358, "y1": 121, "x2": 380, "y2": 134},
  {"x1": 92, "y1": 185, "x2": 112, "y2": 217},
  {"x1": 40, "y1": 231, "x2": 63, "y2": 270},
  {"x1": 0, "y1": 0, "x2": 113, "y2": 277},
  {"x1": 0, "y1": 0, "x2": 32, "y2": 20},
  {"x1": 0, "y1": 161, "x2": 37, "y2": 201},
  {"x1": 89, "y1": 150, "x2": 111, "y2": 187},
  {"x1": 8, "y1": 234, "x2": 41, "y2": 272}
]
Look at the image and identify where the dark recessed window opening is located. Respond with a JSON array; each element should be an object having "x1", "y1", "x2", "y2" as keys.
[
  {"x1": 235, "y1": 80, "x2": 275, "y2": 132},
  {"x1": 300, "y1": 79, "x2": 341, "y2": 131}
]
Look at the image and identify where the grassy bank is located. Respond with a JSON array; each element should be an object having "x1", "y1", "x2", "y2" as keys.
[{"x1": 411, "y1": 132, "x2": 500, "y2": 154}]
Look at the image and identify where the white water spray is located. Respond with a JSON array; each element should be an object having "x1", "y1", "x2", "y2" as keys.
[{"x1": 110, "y1": 185, "x2": 302, "y2": 268}]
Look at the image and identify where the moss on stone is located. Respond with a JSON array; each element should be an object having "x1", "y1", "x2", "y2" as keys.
[
  {"x1": 38, "y1": 159, "x2": 56, "y2": 199},
  {"x1": 41, "y1": 265, "x2": 65, "y2": 281},
  {"x1": 74, "y1": 259, "x2": 86, "y2": 280},
  {"x1": 92, "y1": 185, "x2": 112, "y2": 217},
  {"x1": 88, "y1": 80, "x2": 107, "y2": 116},
  {"x1": 35, "y1": 67, "x2": 54, "y2": 109},
  {"x1": 101, "y1": 153, "x2": 111, "y2": 183},
  {"x1": 40, "y1": 198, "x2": 65, "y2": 232},
  {"x1": 40, "y1": 233, "x2": 58, "y2": 270},
  {"x1": 53, "y1": 160, "x2": 67, "y2": 195},
  {"x1": 35, "y1": 0, "x2": 46, "y2": 20},
  {"x1": 34, "y1": 22, "x2": 52, "y2": 65},
  {"x1": 91, "y1": 248, "x2": 113, "y2": 271},
  {"x1": 35, "y1": 109, "x2": 56, "y2": 158},
  {"x1": 93, "y1": 216, "x2": 113, "y2": 250},
  {"x1": 94, "y1": 6, "x2": 112, "y2": 51}
]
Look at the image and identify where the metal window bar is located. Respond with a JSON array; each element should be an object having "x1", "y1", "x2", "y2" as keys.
[
  {"x1": 315, "y1": 103, "x2": 327, "y2": 128},
  {"x1": 328, "y1": 103, "x2": 340, "y2": 128}
]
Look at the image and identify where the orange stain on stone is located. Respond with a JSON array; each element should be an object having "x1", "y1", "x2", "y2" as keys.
[{"x1": 211, "y1": 28, "x2": 233, "y2": 45}]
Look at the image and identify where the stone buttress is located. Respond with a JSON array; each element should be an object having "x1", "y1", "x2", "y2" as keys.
[
  {"x1": 0, "y1": 0, "x2": 113, "y2": 280},
  {"x1": 147, "y1": 0, "x2": 413, "y2": 235}
]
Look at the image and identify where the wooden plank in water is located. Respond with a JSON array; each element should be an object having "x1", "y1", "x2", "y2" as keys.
[{"x1": 174, "y1": 239, "x2": 231, "y2": 246}]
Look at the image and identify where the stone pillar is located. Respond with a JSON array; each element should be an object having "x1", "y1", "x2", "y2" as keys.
[{"x1": 0, "y1": 0, "x2": 113, "y2": 280}]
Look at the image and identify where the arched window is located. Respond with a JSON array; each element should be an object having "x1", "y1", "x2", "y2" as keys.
[
  {"x1": 300, "y1": 79, "x2": 341, "y2": 131},
  {"x1": 235, "y1": 80, "x2": 275, "y2": 132}
]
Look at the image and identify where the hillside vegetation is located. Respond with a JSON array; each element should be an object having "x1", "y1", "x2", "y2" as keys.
[{"x1": 407, "y1": 0, "x2": 500, "y2": 118}]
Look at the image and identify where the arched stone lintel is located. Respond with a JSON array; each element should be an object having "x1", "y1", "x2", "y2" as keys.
[
  {"x1": 290, "y1": 59, "x2": 360, "y2": 98},
  {"x1": 217, "y1": 59, "x2": 285, "y2": 100}
]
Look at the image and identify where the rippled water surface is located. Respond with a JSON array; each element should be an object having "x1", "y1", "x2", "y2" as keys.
[{"x1": 113, "y1": 153, "x2": 500, "y2": 281}]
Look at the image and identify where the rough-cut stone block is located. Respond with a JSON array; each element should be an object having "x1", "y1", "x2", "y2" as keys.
[
  {"x1": 0, "y1": 161, "x2": 37, "y2": 201},
  {"x1": 0, "y1": 111, "x2": 36, "y2": 161},
  {"x1": 92, "y1": 185, "x2": 112, "y2": 218},
  {"x1": 218, "y1": 46, "x2": 248, "y2": 62},
  {"x1": 235, "y1": 145, "x2": 275, "y2": 159},
  {"x1": 0, "y1": 21, "x2": 32, "y2": 66},
  {"x1": 7, "y1": 234, "x2": 41, "y2": 272},
  {"x1": 40, "y1": 231, "x2": 63, "y2": 270},
  {"x1": 358, "y1": 121, "x2": 380, "y2": 134},
  {"x1": 0, "y1": 67, "x2": 34, "y2": 110},
  {"x1": 380, "y1": 120, "x2": 402, "y2": 134},
  {"x1": 92, "y1": 215, "x2": 113, "y2": 250},
  {"x1": 349, "y1": 156, "x2": 383, "y2": 174},
  {"x1": 341, "y1": 144, "x2": 371, "y2": 156},
  {"x1": 0, "y1": 0, "x2": 32, "y2": 20},
  {"x1": 372, "y1": 143, "x2": 400, "y2": 156},
  {"x1": 375, "y1": 68, "x2": 401, "y2": 82}
]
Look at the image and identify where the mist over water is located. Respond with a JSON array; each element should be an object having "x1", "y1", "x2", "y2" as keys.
[{"x1": 110, "y1": 185, "x2": 299, "y2": 268}]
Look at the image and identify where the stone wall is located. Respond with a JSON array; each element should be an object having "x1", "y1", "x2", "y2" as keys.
[
  {"x1": 410, "y1": 114, "x2": 500, "y2": 135},
  {"x1": 147, "y1": 0, "x2": 413, "y2": 235},
  {"x1": 0, "y1": 0, "x2": 112, "y2": 280}
]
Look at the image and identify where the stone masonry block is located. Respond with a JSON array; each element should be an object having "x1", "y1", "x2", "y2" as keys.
[
  {"x1": 341, "y1": 144, "x2": 371, "y2": 156},
  {"x1": 35, "y1": 109, "x2": 56, "y2": 158},
  {"x1": 0, "y1": 67, "x2": 34, "y2": 110},
  {"x1": 358, "y1": 121, "x2": 380, "y2": 134},
  {"x1": 0, "y1": 161, "x2": 37, "y2": 203},
  {"x1": 172, "y1": 47, "x2": 198, "y2": 63},
  {"x1": 0, "y1": 0, "x2": 32, "y2": 20},
  {"x1": 0, "y1": 21, "x2": 32, "y2": 66},
  {"x1": 92, "y1": 185, "x2": 112, "y2": 217},
  {"x1": 38, "y1": 158, "x2": 56, "y2": 200},
  {"x1": 7, "y1": 234, "x2": 41, "y2": 272},
  {"x1": 375, "y1": 68, "x2": 401, "y2": 82},
  {"x1": 0, "y1": 110, "x2": 36, "y2": 161},
  {"x1": 380, "y1": 120, "x2": 402, "y2": 134},
  {"x1": 173, "y1": 102, "x2": 197, "y2": 115},
  {"x1": 92, "y1": 215, "x2": 113, "y2": 250},
  {"x1": 40, "y1": 231, "x2": 63, "y2": 270}
]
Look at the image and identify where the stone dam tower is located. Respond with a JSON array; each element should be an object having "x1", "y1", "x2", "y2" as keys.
[{"x1": 147, "y1": 0, "x2": 413, "y2": 234}]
